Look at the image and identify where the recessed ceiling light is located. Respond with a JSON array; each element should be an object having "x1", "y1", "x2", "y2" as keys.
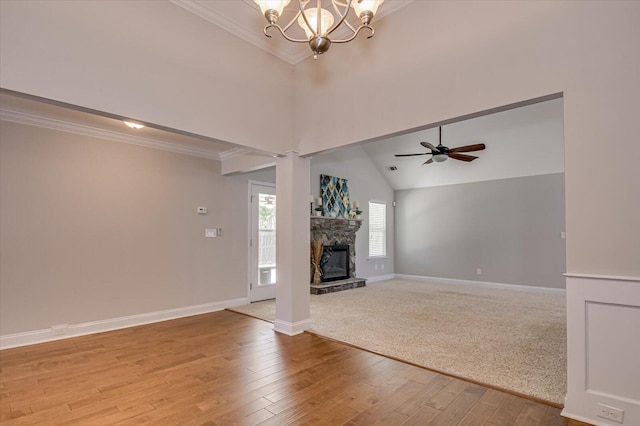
[{"x1": 123, "y1": 121, "x2": 145, "y2": 129}]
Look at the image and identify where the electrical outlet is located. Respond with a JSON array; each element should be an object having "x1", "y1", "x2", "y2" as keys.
[
  {"x1": 597, "y1": 404, "x2": 624, "y2": 423},
  {"x1": 51, "y1": 324, "x2": 68, "y2": 336},
  {"x1": 476, "y1": 268, "x2": 482, "y2": 275}
]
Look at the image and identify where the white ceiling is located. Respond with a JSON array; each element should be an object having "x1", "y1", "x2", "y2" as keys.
[
  {"x1": 170, "y1": 0, "x2": 414, "y2": 64},
  {"x1": 361, "y1": 98, "x2": 565, "y2": 189}
]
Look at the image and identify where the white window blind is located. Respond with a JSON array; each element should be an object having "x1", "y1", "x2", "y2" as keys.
[{"x1": 368, "y1": 201, "x2": 386, "y2": 257}]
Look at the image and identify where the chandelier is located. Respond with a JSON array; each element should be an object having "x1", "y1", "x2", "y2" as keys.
[{"x1": 253, "y1": 0, "x2": 385, "y2": 58}]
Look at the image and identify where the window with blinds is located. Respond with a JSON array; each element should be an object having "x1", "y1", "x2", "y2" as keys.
[{"x1": 368, "y1": 201, "x2": 386, "y2": 257}]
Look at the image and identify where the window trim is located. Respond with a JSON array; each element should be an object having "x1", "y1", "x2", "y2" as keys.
[{"x1": 368, "y1": 200, "x2": 387, "y2": 258}]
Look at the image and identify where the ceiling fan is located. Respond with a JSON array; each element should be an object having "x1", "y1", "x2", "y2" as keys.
[{"x1": 395, "y1": 126, "x2": 486, "y2": 164}]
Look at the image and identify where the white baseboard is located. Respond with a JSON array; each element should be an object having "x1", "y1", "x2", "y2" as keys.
[
  {"x1": 393, "y1": 274, "x2": 566, "y2": 294},
  {"x1": 273, "y1": 318, "x2": 312, "y2": 336},
  {"x1": 365, "y1": 274, "x2": 395, "y2": 283},
  {"x1": 0, "y1": 297, "x2": 249, "y2": 350}
]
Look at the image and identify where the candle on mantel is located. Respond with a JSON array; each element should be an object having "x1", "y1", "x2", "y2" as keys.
[
  {"x1": 352, "y1": 201, "x2": 359, "y2": 209},
  {"x1": 310, "y1": 195, "x2": 314, "y2": 203},
  {"x1": 317, "y1": 197, "x2": 322, "y2": 206}
]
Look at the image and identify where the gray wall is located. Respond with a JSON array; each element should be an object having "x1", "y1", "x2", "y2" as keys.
[
  {"x1": 311, "y1": 146, "x2": 394, "y2": 279},
  {"x1": 395, "y1": 173, "x2": 566, "y2": 289},
  {"x1": 0, "y1": 120, "x2": 273, "y2": 335}
]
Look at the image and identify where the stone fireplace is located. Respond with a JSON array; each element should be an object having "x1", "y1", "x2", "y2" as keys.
[{"x1": 310, "y1": 217, "x2": 366, "y2": 294}]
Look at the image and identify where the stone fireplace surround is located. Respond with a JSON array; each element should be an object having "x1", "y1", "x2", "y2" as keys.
[{"x1": 310, "y1": 216, "x2": 367, "y2": 294}]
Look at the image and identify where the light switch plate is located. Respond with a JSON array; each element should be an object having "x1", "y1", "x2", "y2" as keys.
[{"x1": 205, "y1": 229, "x2": 216, "y2": 238}]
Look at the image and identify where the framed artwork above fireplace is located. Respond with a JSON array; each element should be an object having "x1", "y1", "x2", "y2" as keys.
[{"x1": 321, "y1": 174, "x2": 350, "y2": 218}]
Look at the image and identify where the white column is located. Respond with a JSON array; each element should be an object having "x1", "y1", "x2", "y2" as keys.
[{"x1": 274, "y1": 151, "x2": 311, "y2": 335}]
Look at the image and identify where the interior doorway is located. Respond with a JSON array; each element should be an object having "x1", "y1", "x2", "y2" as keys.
[{"x1": 249, "y1": 182, "x2": 277, "y2": 302}]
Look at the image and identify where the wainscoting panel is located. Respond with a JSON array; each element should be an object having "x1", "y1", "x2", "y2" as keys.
[{"x1": 563, "y1": 274, "x2": 640, "y2": 426}]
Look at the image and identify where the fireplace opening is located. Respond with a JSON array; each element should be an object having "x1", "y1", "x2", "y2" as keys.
[{"x1": 321, "y1": 244, "x2": 350, "y2": 282}]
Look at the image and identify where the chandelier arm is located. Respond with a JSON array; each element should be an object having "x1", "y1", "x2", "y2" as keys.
[
  {"x1": 264, "y1": 23, "x2": 312, "y2": 43},
  {"x1": 340, "y1": 17, "x2": 358, "y2": 35},
  {"x1": 325, "y1": 0, "x2": 353, "y2": 38},
  {"x1": 330, "y1": 24, "x2": 374, "y2": 43},
  {"x1": 280, "y1": 8, "x2": 304, "y2": 33},
  {"x1": 297, "y1": 0, "x2": 318, "y2": 37}
]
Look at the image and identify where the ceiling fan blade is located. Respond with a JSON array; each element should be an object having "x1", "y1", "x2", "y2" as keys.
[
  {"x1": 449, "y1": 153, "x2": 478, "y2": 162},
  {"x1": 449, "y1": 143, "x2": 486, "y2": 153},
  {"x1": 423, "y1": 158, "x2": 434, "y2": 165},
  {"x1": 395, "y1": 153, "x2": 430, "y2": 157},
  {"x1": 420, "y1": 141, "x2": 439, "y2": 152}
]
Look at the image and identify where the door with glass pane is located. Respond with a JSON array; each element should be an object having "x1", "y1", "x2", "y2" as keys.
[{"x1": 250, "y1": 182, "x2": 277, "y2": 302}]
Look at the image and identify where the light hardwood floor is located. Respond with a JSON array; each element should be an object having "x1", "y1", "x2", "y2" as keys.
[{"x1": 1, "y1": 310, "x2": 581, "y2": 425}]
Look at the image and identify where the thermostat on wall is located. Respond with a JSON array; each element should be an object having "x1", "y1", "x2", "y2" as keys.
[{"x1": 197, "y1": 207, "x2": 207, "y2": 214}]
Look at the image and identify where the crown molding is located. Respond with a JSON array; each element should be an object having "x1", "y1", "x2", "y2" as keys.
[
  {"x1": 171, "y1": 0, "x2": 306, "y2": 64},
  {"x1": 0, "y1": 108, "x2": 223, "y2": 161},
  {"x1": 218, "y1": 147, "x2": 251, "y2": 161}
]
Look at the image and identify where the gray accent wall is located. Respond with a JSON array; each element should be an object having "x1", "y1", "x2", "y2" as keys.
[{"x1": 395, "y1": 173, "x2": 566, "y2": 289}]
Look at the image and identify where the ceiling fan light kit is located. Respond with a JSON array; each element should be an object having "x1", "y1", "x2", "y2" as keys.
[
  {"x1": 395, "y1": 126, "x2": 486, "y2": 165},
  {"x1": 432, "y1": 153, "x2": 448, "y2": 163},
  {"x1": 253, "y1": 0, "x2": 385, "y2": 58}
]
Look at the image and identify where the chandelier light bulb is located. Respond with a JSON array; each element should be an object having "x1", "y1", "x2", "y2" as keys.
[
  {"x1": 297, "y1": 7, "x2": 335, "y2": 38},
  {"x1": 254, "y1": 0, "x2": 291, "y2": 23},
  {"x1": 123, "y1": 121, "x2": 145, "y2": 130},
  {"x1": 351, "y1": 0, "x2": 384, "y2": 24}
]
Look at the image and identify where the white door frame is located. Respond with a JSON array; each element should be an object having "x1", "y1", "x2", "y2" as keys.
[{"x1": 248, "y1": 181, "x2": 277, "y2": 302}]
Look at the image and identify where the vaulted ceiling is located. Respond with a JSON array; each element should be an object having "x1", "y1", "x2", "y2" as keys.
[
  {"x1": 1, "y1": 1, "x2": 564, "y2": 190},
  {"x1": 361, "y1": 98, "x2": 564, "y2": 189}
]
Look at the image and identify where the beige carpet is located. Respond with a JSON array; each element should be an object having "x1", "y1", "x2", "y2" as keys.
[{"x1": 229, "y1": 278, "x2": 567, "y2": 405}]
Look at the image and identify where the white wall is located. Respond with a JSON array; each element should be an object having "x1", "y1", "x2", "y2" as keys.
[
  {"x1": 2, "y1": 1, "x2": 639, "y2": 423},
  {"x1": 293, "y1": 3, "x2": 640, "y2": 423},
  {"x1": 2, "y1": 0, "x2": 637, "y2": 276},
  {"x1": 293, "y1": 1, "x2": 640, "y2": 279},
  {"x1": 0, "y1": 0, "x2": 294, "y2": 154},
  {"x1": 0, "y1": 120, "x2": 273, "y2": 346},
  {"x1": 310, "y1": 146, "x2": 394, "y2": 279}
]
